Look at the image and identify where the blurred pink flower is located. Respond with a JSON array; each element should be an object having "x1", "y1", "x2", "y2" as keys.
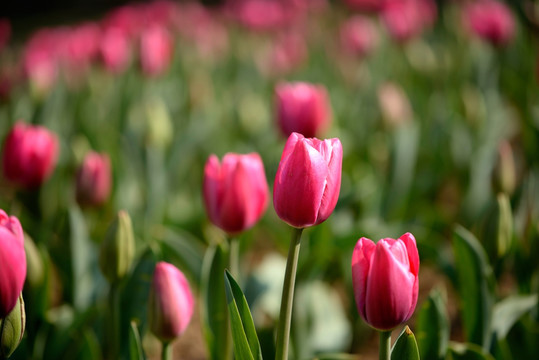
[
  {"x1": 257, "y1": 32, "x2": 307, "y2": 77},
  {"x1": 139, "y1": 25, "x2": 174, "y2": 77},
  {"x1": 463, "y1": 0, "x2": 515, "y2": 46},
  {"x1": 149, "y1": 262, "x2": 195, "y2": 342},
  {"x1": 100, "y1": 28, "x2": 131, "y2": 74},
  {"x1": 352, "y1": 233, "x2": 419, "y2": 331},
  {"x1": 102, "y1": 4, "x2": 144, "y2": 39},
  {"x1": 23, "y1": 29, "x2": 62, "y2": 92},
  {"x1": 203, "y1": 153, "x2": 269, "y2": 234},
  {"x1": 275, "y1": 82, "x2": 332, "y2": 138},
  {"x1": 381, "y1": 0, "x2": 437, "y2": 43},
  {"x1": 0, "y1": 210, "x2": 26, "y2": 319},
  {"x1": 339, "y1": 16, "x2": 378, "y2": 58},
  {"x1": 59, "y1": 23, "x2": 101, "y2": 72},
  {"x1": 2, "y1": 122, "x2": 59, "y2": 189},
  {"x1": 0, "y1": 18, "x2": 11, "y2": 53},
  {"x1": 226, "y1": 0, "x2": 304, "y2": 32},
  {"x1": 344, "y1": 0, "x2": 385, "y2": 12},
  {"x1": 76, "y1": 151, "x2": 112, "y2": 207}
]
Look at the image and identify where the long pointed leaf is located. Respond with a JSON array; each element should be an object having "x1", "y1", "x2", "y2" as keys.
[
  {"x1": 416, "y1": 287, "x2": 450, "y2": 360},
  {"x1": 391, "y1": 326, "x2": 420, "y2": 360},
  {"x1": 453, "y1": 226, "x2": 495, "y2": 350},
  {"x1": 224, "y1": 270, "x2": 262, "y2": 360}
]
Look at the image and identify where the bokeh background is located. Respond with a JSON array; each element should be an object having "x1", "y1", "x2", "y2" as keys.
[{"x1": 1, "y1": 0, "x2": 539, "y2": 359}]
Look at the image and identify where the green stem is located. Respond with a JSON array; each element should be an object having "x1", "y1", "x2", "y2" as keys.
[
  {"x1": 161, "y1": 341, "x2": 172, "y2": 360},
  {"x1": 229, "y1": 237, "x2": 240, "y2": 281},
  {"x1": 275, "y1": 227, "x2": 304, "y2": 360},
  {"x1": 379, "y1": 330, "x2": 392, "y2": 360}
]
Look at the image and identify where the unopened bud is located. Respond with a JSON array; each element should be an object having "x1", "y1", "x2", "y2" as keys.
[
  {"x1": 99, "y1": 211, "x2": 135, "y2": 283},
  {"x1": 0, "y1": 294, "x2": 25, "y2": 359},
  {"x1": 493, "y1": 140, "x2": 516, "y2": 195}
]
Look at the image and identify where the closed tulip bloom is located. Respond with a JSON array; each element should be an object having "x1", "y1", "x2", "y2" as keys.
[
  {"x1": 148, "y1": 262, "x2": 194, "y2": 342},
  {"x1": 273, "y1": 132, "x2": 343, "y2": 228},
  {"x1": 339, "y1": 16, "x2": 378, "y2": 58},
  {"x1": 203, "y1": 153, "x2": 269, "y2": 234},
  {"x1": 276, "y1": 82, "x2": 332, "y2": 139},
  {"x1": 351, "y1": 233, "x2": 419, "y2": 331},
  {"x1": 0, "y1": 210, "x2": 26, "y2": 318},
  {"x1": 76, "y1": 151, "x2": 112, "y2": 207},
  {"x1": 2, "y1": 122, "x2": 59, "y2": 189},
  {"x1": 463, "y1": 0, "x2": 515, "y2": 47},
  {"x1": 139, "y1": 25, "x2": 173, "y2": 77}
]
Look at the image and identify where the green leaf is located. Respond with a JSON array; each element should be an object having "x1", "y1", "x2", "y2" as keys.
[
  {"x1": 128, "y1": 321, "x2": 145, "y2": 360},
  {"x1": 491, "y1": 294, "x2": 538, "y2": 339},
  {"x1": 390, "y1": 326, "x2": 420, "y2": 360},
  {"x1": 416, "y1": 287, "x2": 450, "y2": 360},
  {"x1": 224, "y1": 270, "x2": 262, "y2": 360},
  {"x1": 453, "y1": 226, "x2": 495, "y2": 350},
  {"x1": 69, "y1": 206, "x2": 98, "y2": 311},
  {"x1": 158, "y1": 227, "x2": 204, "y2": 283},
  {"x1": 201, "y1": 243, "x2": 230, "y2": 360},
  {"x1": 447, "y1": 342, "x2": 494, "y2": 360}
]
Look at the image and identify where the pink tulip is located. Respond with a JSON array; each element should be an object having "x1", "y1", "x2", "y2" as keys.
[
  {"x1": 228, "y1": 0, "x2": 292, "y2": 32},
  {"x1": 257, "y1": 32, "x2": 307, "y2": 77},
  {"x1": 23, "y1": 29, "x2": 62, "y2": 93},
  {"x1": 275, "y1": 82, "x2": 331, "y2": 139},
  {"x1": 273, "y1": 132, "x2": 342, "y2": 228},
  {"x1": 203, "y1": 153, "x2": 269, "y2": 234},
  {"x1": 100, "y1": 28, "x2": 131, "y2": 74},
  {"x1": 351, "y1": 233, "x2": 419, "y2": 331},
  {"x1": 139, "y1": 25, "x2": 173, "y2": 77},
  {"x1": 0, "y1": 18, "x2": 11, "y2": 53},
  {"x1": 2, "y1": 122, "x2": 59, "y2": 189},
  {"x1": 0, "y1": 210, "x2": 26, "y2": 318},
  {"x1": 381, "y1": 0, "x2": 437, "y2": 43},
  {"x1": 148, "y1": 262, "x2": 194, "y2": 342},
  {"x1": 344, "y1": 0, "x2": 385, "y2": 12},
  {"x1": 76, "y1": 152, "x2": 112, "y2": 207},
  {"x1": 339, "y1": 16, "x2": 378, "y2": 58},
  {"x1": 463, "y1": 0, "x2": 515, "y2": 47}
]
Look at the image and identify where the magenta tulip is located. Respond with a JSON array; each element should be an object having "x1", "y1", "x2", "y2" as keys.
[
  {"x1": 2, "y1": 122, "x2": 59, "y2": 189},
  {"x1": 351, "y1": 233, "x2": 419, "y2": 331},
  {"x1": 148, "y1": 262, "x2": 194, "y2": 342},
  {"x1": 339, "y1": 16, "x2": 378, "y2": 58},
  {"x1": 139, "y1": 25, "x2": 173, "y2": 77},
  {"x1": 275, "y1": 82, "x2": 332, "y2": 139},
  {"x1": 100, "y1": 28, "x2": 131, "y2": 74},
  {"x1": 273, "y1": 132, "x2": 342, "y2": 228},
  {"x1": 76, "y1": 151, "x2": 112, "y2": 207},
  {"x1": 203, "y1": 153, "x2": 269, "y2": 234},
  {"x1": 0, "y1": 210, "x2": 26, "y2": 318},
  {"x1": 463, "y1": 0, "x2": 515, "y2": 47}
]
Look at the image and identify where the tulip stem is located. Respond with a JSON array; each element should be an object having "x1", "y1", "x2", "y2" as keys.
[
  {"x1": 229, "y1": 237, "x2": 240, "y2": 282},
  {"x1": 275, "y1": 227, "x2": 304, "y2": 360},
  {"x1": 108, "y1": 283, "x2": 120, "y2": 360},
  {"x1": 379, "y1": 330, "x2": 392, "y2": 360},
  {"x1": 161, "y1": 341, "x2": 172, "y2": 360}
]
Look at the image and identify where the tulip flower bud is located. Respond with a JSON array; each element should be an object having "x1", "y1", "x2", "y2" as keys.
[
  {"x1": 275, "y1": 82, "x2": 332, "y2": 139},
  {"x1": 339, "y1": 16, "x2": 378, "y2": 58},
  {"x1": 463, "y1": 0, "x2": 515, "y2": 47},
  {"x1": 351, "y1": 233, "x2": 419, "y2": 331},
  {"x1": 76, "y1": 151, "x2": 112, "y2": 207},
  {"x1": 1, "y1": 122, "x2": 59, "y2": 189},
  {"x1": 0, "y1": 210, "x2": 26, "y2": 319},
  {"x1": 0, "y1": 293, "x2": 25, "y2": 359},
  {"x1": 492, "y1": 140, "x2": 516, "y2": 196},
  {"x1": 203, "y1": 152, "x2": 269, "y2": 234},
  {"x1": 139, "y1": 25, "x2": 173, "y2": 77},
  {"x1": 148, "y1": 262, "x2": 194, "y2": 342},
  {"x1": 273, "y1": 132, "x2": 343, "y2": 228},
  {"x1": 99, "y1": 211, "x2": 135, "y2": 284}
]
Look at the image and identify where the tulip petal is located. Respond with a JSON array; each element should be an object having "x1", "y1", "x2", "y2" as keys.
[
  {"x1": 274, "y1": 136, "x2": 328, "y2": 227},
  {"x1": 203, "y1": 155, "x2": 223, "y2": 227},
  {"x1": 315, "y1": 138, "x2": 342, "y2": 225},
  {"x1": 364, "y1": 240, "x2": 415, "y2": 330},
  {"x1": 351, "y1": 237, "x2": 376, "y2": 321}
]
